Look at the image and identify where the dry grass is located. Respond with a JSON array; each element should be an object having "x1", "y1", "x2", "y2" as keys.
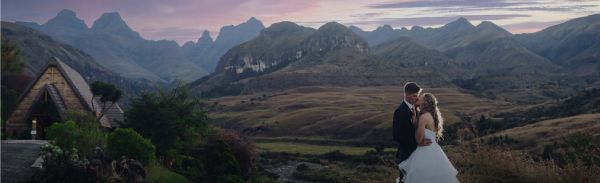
[
  {"x1": 206, "y1": 86, "x2": 514, "y2": 140},
  {"x1": 484, "y1": 113, "x2": 600, "y2": 150},
  {"x1": 446, "y1": 145, "x2": 600, "y2": 183}
]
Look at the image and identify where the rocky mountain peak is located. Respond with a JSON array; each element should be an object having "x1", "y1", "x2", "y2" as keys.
[
  {"x1": 246, "y1": 17, "x2": 261, "y2": 25},
  {"x1": 442, "y1": 17, "x2": 474, "y2": 31},
  {"x1": 197, "y1": 30, "x2": 214, "y2": 44},
  {"x1": 44, "y1": 9, "x2": 88, "y2": 30},
  {"x1": 476, "y1": 21, "x2": 512, "y2": 36},
  {"x1": 411, "y1": 26, "x2": 425, "y2": 31},
  {"x1": 216, "y1": 17, "x2": 265, "y2": 43},
  {"x1": 91, "y1": 12, "x2": 142, "y2": 39},
  {"x1": 303, "y1": 22, "x2": 369, "y2": 54},
  {"x1": 259, "y1": 21, "x2": 305, "y2": 38},
  {"x1": 348, "y1": 25, "x2": 363, "y2": 32},
  {"x1": 318, "y1": 22, "x2": 349, "y2": 32},
  {"x1": 375, "y1": 24, "x2": 394, "y2": 32}
]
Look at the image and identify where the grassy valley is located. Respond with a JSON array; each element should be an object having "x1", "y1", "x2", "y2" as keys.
[{"x1": 204, "y1": 86, "x2": 513, "y2": 140}]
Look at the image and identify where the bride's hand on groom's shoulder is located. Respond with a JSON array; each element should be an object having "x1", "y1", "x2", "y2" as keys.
[{"x1": 419, "y1": 138, "x2": 432, "y2": 146}]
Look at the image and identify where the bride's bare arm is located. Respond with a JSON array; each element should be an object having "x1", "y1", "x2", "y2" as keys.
[{"x1": 415, "y1": 113, "x2": 433, "y2": 145}]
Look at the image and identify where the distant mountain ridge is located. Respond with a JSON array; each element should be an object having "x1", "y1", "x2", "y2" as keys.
[
  {"x1": 191, "y1": 14, "x2": 599, "y2": 103},
  {"x1": 182, "y1": 17, "x2": 265, "y2": 72},
  {"x1": 1, "y1": 22, "x2": 152, "y2": 103},
  {"x1": 191, "y1": 21, "x2": 455, "y2": 97},
  {"x1": 351, "y1": 15, "x2": 599, "y2": 79},
  {"x1": 17, "y1": 9, "x2": 206, "y2": 83},
  {"x1": 515, "y1": 14, "x2": 600, "y2": 79}
]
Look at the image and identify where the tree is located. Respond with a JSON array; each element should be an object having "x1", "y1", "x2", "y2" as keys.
[
  {"x1": 126, "y1": 85, "x2": 208, "y2": 161},
  {"x1": 90, "y1": 81, "x2": 122, "y2": 122},
  {"x1": 1, "y1": 37, "x2": 26, "y2": 131},
  {"x1": 1, "y1": 37, "x2": 23, "y2": 73}
]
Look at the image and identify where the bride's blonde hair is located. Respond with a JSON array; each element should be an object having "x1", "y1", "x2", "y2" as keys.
[{"x1": 419, "y1": 93, "x2": 444, "y2": 141}]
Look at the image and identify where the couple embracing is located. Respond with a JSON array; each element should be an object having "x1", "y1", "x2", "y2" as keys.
[{"x1": 393, "y1": 82, "x2": 459, "y2": 183}]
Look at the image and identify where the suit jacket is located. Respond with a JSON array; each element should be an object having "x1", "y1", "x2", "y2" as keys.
[{"x1": 393, "y1": 101, "x2": 418, "y2": 162}]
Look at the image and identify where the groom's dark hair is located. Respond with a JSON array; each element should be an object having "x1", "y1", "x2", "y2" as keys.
[{"x1": 404, "y1": 82, "x2": 422, "y2": 94}]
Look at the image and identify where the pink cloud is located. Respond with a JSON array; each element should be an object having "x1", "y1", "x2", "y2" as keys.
[
  {"x1": 2, "y1": 0, "x2": 322, "y2": 43},
  {"x1": 2, "y1": 0, "x2": 599, "y2": 44}
]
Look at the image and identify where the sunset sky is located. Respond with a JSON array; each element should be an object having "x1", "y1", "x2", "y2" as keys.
[{"x1": 2, "y1": 0, "x2": 599, "y2": 45}]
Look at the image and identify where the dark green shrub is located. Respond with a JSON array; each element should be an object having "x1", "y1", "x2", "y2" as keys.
[
  {"x1": 66, "y1": 110, "x2": 107, "y2": 156},
  {"x1": 46, "y1": 121, "x2": 78, "y2": 150},
  {"x1": 213, "y1": 127, "x2": 257, "y2": 180},
  {"x1": 126, "y1": 86, "x2": 208, "y2": 160},
  {"x1": 203, "y1": 139, "x2": 244, "y2": 183},
  {"x1": 45, "y1": 111, "x2": 107, "y2": 157},
  {"x1": 107, "y1": 128, "x2": 155, "y2": 165},
  {"x1": 34, "y1": 144, "x2": 96, "y2": 183}
]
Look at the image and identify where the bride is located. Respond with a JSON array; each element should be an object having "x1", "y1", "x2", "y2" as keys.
[{"x1": 398, "y1": 93, "x2": 459, "y2": 183}]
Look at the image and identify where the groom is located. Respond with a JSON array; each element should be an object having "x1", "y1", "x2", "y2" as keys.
[{"x1": 393, "y1": 82, "x2": 432, "y2": 183}]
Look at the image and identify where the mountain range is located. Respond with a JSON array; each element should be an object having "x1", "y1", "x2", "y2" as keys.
[
  {"x1": 1, "y1": 21, "x2": 153, "y2": 102},
  {"x1": 515, "y1": 14, "x2": 600, "y2": 78},
  {"x1": 17, "y1": 10, "x2": 205, "y2": 83},
  {"x1": 16, "y1": 9, "x2": 266, "y2": 84},
  {"x1": 190, "y1": 21, "x2": 457, "y2": 97},
  {"x1": 191, "y1": 14, "x2": 599, "y2": 103},
  {"x1": 352, "y1": 15, "x2": 599, "y2": 79},
  {"x1": 9, "y1": 10, "x2": 599, "y2": 103}
]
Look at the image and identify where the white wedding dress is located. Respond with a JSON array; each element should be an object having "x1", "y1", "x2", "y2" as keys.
[{"x1": 398, "y1": 129, "x2": 459, "y2": 183}]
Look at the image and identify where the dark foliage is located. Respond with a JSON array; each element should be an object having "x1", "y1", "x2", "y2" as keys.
[
  {"x1": 125, "y1": 85, "x2": 208, "y2": 161},
  {"x1": 33, "y1": 144, "x2": 96, "y2": 183},
  {"x1": 212, "y1": 127, "x2": 258, "y2": 180},
  {"x1": 201, "y1": 138, "x2": 245, "y2": 183},
  {"x1": 90, "y1": 81, "x2": 122, "y2": 122},
  {"x1": 110, "y1": 156, "x2": 147, "y2": 183},
  {"x1": 541, "y1": 133, "x2": 600, "y2": 166},
  {"x1": 477, "y1": 89, "x2": 600, "y2": 135},
  {"x1": 106, "y1": 128, "x2": 156, "y2": 165},
  {"x1": 1, "y1": 37, "x2": 23, "y2": 73}
]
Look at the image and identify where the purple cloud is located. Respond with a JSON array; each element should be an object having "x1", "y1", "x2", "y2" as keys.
[
  {"x1": 1, "y1": 0, "x2": 319, "y2": 44},
  {"x1": 350, "y1": 14, "x2": 530, "y2": 27},
  {"x1": 425, "y1": 4, "x2": 598, "y2": 13},
  {"x1": 369, "y1": 0, "x2": 533, "y2": 9},
  {"x1": 502, "y1": 20, "x2": 567, "y2": 33}
]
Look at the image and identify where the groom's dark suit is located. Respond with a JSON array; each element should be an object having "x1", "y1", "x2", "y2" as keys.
[{"x1": 393, "y1": 101, "x2": 418, "y2": 164}]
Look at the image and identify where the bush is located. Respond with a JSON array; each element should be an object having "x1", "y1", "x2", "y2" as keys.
[
  {"x1": 66, "y1": 110, "x2": 107, "y2": 156},
  {"x1": 541, "y1": 132, "x2": 600, "y2": 166},
  {"x1": 33, "y1": 144, "x2": 95, "y2": 183},
  {"x1": 45, "y1": 111, "x2": 108, "y2": 157},
  {"x1": 46, "y1": 121, "x2": 78, "y2": 150},
  {"x1": 203, "y1": 139, "x2": 244, "y2": 183},
  {"x1": 213, "y1": 127, "x2": 257, "y2": 180},
  {"x1": 107, "y1": 128, "x2": 156, "y2": 165}
]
